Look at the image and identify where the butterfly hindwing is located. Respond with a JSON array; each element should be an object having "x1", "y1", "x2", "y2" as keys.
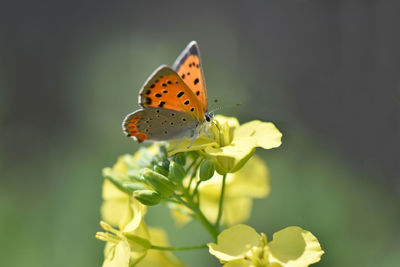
[
  {"x1": 172, "y1": 41, "x2": 208, "y2": 112},
  {"x1": 138, "y1": 65, "x2": 204, "y2": 121},
  {"x1": 123, "y1": 107, "x2": 199, "y2": 142}
]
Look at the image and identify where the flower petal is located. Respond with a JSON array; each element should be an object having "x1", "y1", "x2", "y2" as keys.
[
  {"x1": 119, "y1": 198, "x2": 146, "y2": 233},
  {"x1": 168, "y1": 134, "x2": 218, "y2": 155},
  {"x1": 233, "y1": 121, "x2": 282, "y2": 150},
  {"x1": 222, "y1": 197, "x2": 252, "y2": 226},
  {"x1": 103, "y1": 241, "x2": 130, "y2": 267},
  {"x1": 204, "y1": 145, "x2": 255, "y2": 174},
  {"x1": 223, "y1": 259, "x2": 252, "y2": 267},
  {"x1": 228, "y1": 155, "x2": 270, "y2": 198},
  {"x1": 214, "y1": 115, "x2": 240, "y2": 129},
  {"x1": 208, "y1": 224, "x2": 261, "y2": 262},
  {"x1": 101, "y1": 180, "x2": 130, "y2": 226},
  {"x1": 268, "y1": 226, "x2": 324, "y2": 267}
]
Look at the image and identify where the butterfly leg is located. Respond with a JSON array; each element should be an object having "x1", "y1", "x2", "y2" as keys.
[
  {"x1": 168, "y1": 135, "x2": 185, "y2": 152},
  {"x1": 187, "y1": 131, "x2": 198, "y2": 149},
  {"x1": 204, "y1": 128, "x2": 212, "y2": 139}
]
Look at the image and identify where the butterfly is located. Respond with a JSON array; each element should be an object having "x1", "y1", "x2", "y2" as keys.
[{"x1": 122, "y1": 41, "x2": 213, "y2": 148}]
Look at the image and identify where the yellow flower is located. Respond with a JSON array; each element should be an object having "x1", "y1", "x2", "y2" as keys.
[
  {"x1": 171, "y1": 155, "x2": 270, "y2": 226},
  {"x1": 168, "y1": 115, "x2": 282, "y2": 174},
  {"x1": 97, "y1": 223, "x2": 185, "y2": 267},
  {"x1": 208, "y1": 224, "x2": 324, "y2": 267},
  {"x1": 137, "y1": 227, "x2": 186, "y2": 267},
  {"x1": 101, "y1": 155, "x2": 146, "y2": 228},
  {"x1": 97, "y1": 221, "x2": 151, "y2": 267}
]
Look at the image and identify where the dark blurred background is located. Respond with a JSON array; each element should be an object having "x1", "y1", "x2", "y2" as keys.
[{"x1": 1, "y1": 1, "x2": 399, "y2": 266}]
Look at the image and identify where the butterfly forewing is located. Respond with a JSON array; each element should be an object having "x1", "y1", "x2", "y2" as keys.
[
  {"x1": 138, "y1": 65, "x2": 204, "y2": 121},
  {"x1": 123, "y1": 107, "x2": 198, "y2": 142},
  {"x1": 172, "y1": 41, "x2": 208, "y2": 112}
]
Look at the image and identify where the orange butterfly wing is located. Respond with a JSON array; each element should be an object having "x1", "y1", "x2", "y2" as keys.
[
  {"x1": 138, "y1": 65, "x2": 204, "y2": 121},
  {"x1": 172, "y1": 41, "x2": 208, "y2": 112}
]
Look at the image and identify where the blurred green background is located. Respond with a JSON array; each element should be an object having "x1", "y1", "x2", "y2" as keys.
[{"x1": 1, "y1": 1, "x2": 399, "y2": 266}]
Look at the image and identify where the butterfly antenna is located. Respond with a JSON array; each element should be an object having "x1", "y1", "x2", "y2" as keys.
[{"x1": 209, "y1": 102, "x2": 242, "y2": 114}]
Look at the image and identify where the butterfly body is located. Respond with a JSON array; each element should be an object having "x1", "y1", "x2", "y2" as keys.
[{"x1": 123, "y1": 41, "x2": 211, "y2": 143}]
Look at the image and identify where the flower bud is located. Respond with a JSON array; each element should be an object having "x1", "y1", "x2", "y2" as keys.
[
  {"x1": 121, "y1": 181, "x2": 147, "y2": 194},
  {"x1": 161, "y1": 159, "x2": 170, "y2": 170},
  {"x1": 169, "y1": 161, "x2": 186, "y2": 182},
  {"x1": 133, "y1": 189, "x2": 161, "y2": 206},
  {"x1": 173, "y1": 153, "x2": 186, "y2": 166},
  {"x1": 159, "y1": 145, "x2": 169, "y2": 158},
  {"x1": 142, "y1": 168, "x2": 175, "y2": 197},
  {"x1": 200, "y1": 159, "x2": 215, "y2": 181},
  {"x1": 127, "y1": 169, "x2": 142, "y2": 182},
  {"x1": 153, "y1": 164, "x2": 169, "y2": 177}
]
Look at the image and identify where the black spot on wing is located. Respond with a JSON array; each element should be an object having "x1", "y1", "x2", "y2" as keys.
[
  {"x1": 158, "y1": 101, "x2": 165, "y2": 107},
  {"x1": 194, "y1": 78, "x2": 199, "y2": 85}
]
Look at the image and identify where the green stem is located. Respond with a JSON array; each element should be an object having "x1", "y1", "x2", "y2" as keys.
[
  {"x1": 192, "y1": 180, "x2": 201, "y2": 203},
  {"x1": 173, "y1": 193, "x2": 218, "y2": 241},
  {"x1": 150, "y1": 244, "x2": 207, "y2": 251},
  {"x1": 187, "y1": 159, "x2": 202, "y2": 192},
  {"x1": 215, "y1": 174, "x2": 227, "y2": 229}
]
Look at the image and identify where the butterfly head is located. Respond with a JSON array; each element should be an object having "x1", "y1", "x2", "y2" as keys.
[{"x1": 204, "y1": 112, "x2": 214, "y2": 123}]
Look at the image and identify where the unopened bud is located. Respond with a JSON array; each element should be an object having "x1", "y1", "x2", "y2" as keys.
[
  {"x1": 133, "y1": 190, "x2": 161, "y2": 206},
  {"x1": 200, "y1": 159, "x2": 215, "y2": 181},
  {"x1": 161, "y1": 159, "x2": 170, "y2": 170},
  {"x1": 173, "y1": 153, "x2": 186, "y2": 166},
  {"x1": 153, "y1": 164, "x2": 169, "y2": 177},
  {"x1": 142, "y1": 168, "x2": 175, "y2": 197},
  {"x1": 169, "y1": 161, "x2": 186, "y2": 182},
  {"x1": 121, "y1": 181, "x2": 147, "y2": 194}
]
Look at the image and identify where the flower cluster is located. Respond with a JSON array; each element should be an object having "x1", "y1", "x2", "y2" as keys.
[{"x1": 96, "y1": 115, "x2": 324, "y2": 266}]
